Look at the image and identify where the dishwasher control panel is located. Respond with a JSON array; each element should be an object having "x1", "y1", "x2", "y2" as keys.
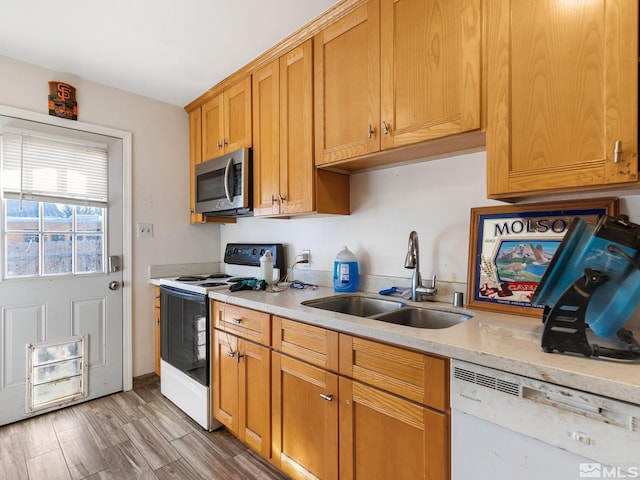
[{"x1": 450, "y1": 359, "x2": 640, "y2": 467}]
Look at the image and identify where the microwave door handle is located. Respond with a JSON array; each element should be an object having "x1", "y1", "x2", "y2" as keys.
[{"x1": 224, "y1": 156, "x2": 234, "y2": 203}]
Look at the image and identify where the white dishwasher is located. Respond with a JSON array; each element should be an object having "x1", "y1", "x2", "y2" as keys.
[{"x1": 451, "y1": 359, "x2": 640, "y2": 480}]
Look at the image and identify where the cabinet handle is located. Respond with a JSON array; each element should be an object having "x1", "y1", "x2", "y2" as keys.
[
  {"x1": 224, "y1": 139, "x2": 229, "y2": 146},
  {"x1": 319, "y1": 393, "x2": 333, "y2": 402},
  {"x1": 613, "y1": 140, "x2": 622, "y2": 163},
  {"x1": 367, "y1": 124, "x2": 375, "y2": 139},
  {"x1": 217, "y1": 141, "x2": 223, "y2": 150},
  {"x1": 232, "y1": 317, "x2": 242, "y2": 324},
  {"x1": 278, "y1": 193, "x2": 286, "y2": 203},
  {"x1": 271, "y1": 195, "x2": 276, "y2": 205},
  {"x1": 226, "y1": 351, "x2": 244, "y2": 362},
  {"x1": 382, "y1": 121, "x2": 390, "y2": 135}
]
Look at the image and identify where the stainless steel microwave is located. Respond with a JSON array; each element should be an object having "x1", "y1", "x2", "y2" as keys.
[{"x1": 195, "y1": 148, "x2": 252, "y2": 216}]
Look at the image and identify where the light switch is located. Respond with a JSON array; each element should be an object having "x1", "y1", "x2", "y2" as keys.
[{"x1": 136, "y1": 223, "x2": 153, "y2": 238}]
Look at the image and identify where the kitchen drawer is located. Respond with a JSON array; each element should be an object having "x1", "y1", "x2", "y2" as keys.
[
  {"x1": 339, "y1": 334, "x2": 448, "y2": 412},
  {"x1": 212, "y1": 301, "x2": 271, "y2": 346},
  {"x1": 272, "y1": 316, "x2": 339, "y2": 371}
]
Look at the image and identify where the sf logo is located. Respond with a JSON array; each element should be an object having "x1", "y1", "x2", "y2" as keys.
[{"x1": 57, "y1": 83, "x2": 73, "y2": 101}]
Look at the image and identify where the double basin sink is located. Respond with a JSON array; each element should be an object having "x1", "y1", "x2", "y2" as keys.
[{"x1": 302, "y1": 294, "x2": 471, "y2": 329}]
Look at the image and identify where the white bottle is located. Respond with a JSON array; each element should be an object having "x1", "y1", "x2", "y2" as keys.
[{"x1": 260, "y1": 250, "x2": 274, "y2": 285}]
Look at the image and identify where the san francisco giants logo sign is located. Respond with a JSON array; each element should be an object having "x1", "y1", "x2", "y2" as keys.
[{"x1": 48, "y1": 81, "x2": 78, "y2": 120}]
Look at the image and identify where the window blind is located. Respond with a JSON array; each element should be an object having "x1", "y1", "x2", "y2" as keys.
[{"x1": 1, "y1": 131, "x2": 108, "y2": 206}]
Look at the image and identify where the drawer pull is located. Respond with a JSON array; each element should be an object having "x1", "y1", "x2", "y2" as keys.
[
  {"x1": 319, "y1": 393, "x2": 333, "y2": 402},
  {"x1": 226, "y1": 351, "x2": 244, "y2": 362},
  {"x1": 613, "y1": 140, "x2": 622, "y2": 163},
  {"x1": 232, "y1": 318, "x2": 242, "y2": 324}
]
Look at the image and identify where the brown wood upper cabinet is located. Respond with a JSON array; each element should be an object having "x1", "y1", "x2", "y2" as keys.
[
  {"x1": 314, "y1": 0, "x2": 482, "y2": 167},
  {"x1": 202, "y1": 76, "x2": 252, "y2": 161},
  {"x1": 486, "y1": 0, "x2": 639, "y2": 199},
  {"x1": 253, "y1": 40, "x2": 350, "y2": 217},
  {"x1": 188, "y1": 108, "x2": 207, "y2": 224}
]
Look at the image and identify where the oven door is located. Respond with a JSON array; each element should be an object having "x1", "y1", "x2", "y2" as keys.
[
  {"x1": 195, "y1": 148, "x2": 250, "y2": 214},
  {"x1": 160, "y1": 286, "x2": 209, "y2": 387}
]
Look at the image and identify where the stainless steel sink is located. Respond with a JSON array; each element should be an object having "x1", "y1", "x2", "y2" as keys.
[
  {"x1": 301, "y1": 294, "x2": 471, "y2": 329},
  {"x1": 302, "y1": 295, "x2": 404, "y2": 317},
  {"x1": 372, "y1": 307, "x2": 470, "y2": 329}
]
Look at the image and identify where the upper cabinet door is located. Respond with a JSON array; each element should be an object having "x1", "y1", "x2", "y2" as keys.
[
  {"x1": 201, "y1": 94, "x2": 224, "y2": 161},
  {"x1": 224, "y1": 76, "x2": 253, "y2": 153},
  {"x1": 380, "y1": 0, "x2": 482, "y2": 150},
  {"x1": 202, "y1": 77, "x2": 252, "y2": 161},
  {"x1": 486, "y1": 0, "x2": 639, "y2": 198},
  {"x1": 314, "y1": 0, "x2": 380, "y2": 166},
  {"x1": 188, "y1": 108, "x2": 207, "y2": 224},
  {"x1": 252, "y1": 60, "x2": 281, "y2": 216},
  {"x1": 280, "y1": 39, "x2": 314, "y2": 215}
]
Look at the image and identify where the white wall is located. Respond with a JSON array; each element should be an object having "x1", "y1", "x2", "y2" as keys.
[
  {"x1": 0, "y1": 55, "x2": 221, "y2": 376},
  {"x1": 221, "y1": 151, "x2": 499, "y2": 282},
  {"x1": 222, "y1": 151, "x2": 640, "y2": 332}
]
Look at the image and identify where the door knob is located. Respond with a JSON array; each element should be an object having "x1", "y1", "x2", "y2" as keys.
[{"x1": 108, "y1": 281, "x2": 121, "y2": 291}]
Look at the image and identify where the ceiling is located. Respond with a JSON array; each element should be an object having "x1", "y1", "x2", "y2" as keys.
[{"x1": 0, "y1": 0, "x2": 338, "y2": 107}]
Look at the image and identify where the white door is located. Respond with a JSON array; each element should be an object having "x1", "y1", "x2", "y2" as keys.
[{"x1": 0, "y1": 115, "x2": 124, "y2": 425}]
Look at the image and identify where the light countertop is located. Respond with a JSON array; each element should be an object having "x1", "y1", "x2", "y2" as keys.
[{"x1": 206, "y1": 285, "x2": 640, "y2": 406}]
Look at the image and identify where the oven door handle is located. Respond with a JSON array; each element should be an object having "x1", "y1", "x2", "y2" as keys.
[
  {"x1": 224, "y1": 156, "x2": 234, "y2": 203},
  {"x1": 160, "y1": 285, "x2": 206, "y2": 302}
]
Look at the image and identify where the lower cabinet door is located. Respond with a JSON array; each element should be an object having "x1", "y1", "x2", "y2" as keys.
[
  {"x1": 238, "y1": 339, "x2": 271, "y2": 458},
  {"x1": 272, "y1": 352, "x2": 338, "y2": 480},
  {"x1": 339, "y1": 377, "x2": 450, "y2": 480},
  {"x1": 213, "y1": 330, "x2": 271, "y2": 458},
  {"x1": 212, "y1": 330, "x2": 239, "y2": 432}
]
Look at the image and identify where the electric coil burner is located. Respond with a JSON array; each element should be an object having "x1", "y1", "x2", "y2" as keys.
[
  {"x1": 532, "y1": 215, "x2": 640, "y2": 360},
  {"x1": 174, "y1": 273, "x2": 231, "y2": 288}
]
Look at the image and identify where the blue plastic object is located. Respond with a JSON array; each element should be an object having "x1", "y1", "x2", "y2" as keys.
[
  {"x1": 333, "y1": 246, "x2": 359, "y2": 293},
  {"x1": 379, "y1": 287, "x2": 398, "y2": 295},
  {"x1": 533, "y1": 216, "x2": 640, "y2": 339}
]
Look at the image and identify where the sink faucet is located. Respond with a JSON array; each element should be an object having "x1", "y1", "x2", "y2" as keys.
[{"x1": 404, "y1": 231, "x2": 437, "y2": 301}]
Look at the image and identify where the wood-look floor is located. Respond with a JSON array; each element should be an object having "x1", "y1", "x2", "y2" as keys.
[{"x1": 0, "y1": 375, "x2": 289, "y2": 480}]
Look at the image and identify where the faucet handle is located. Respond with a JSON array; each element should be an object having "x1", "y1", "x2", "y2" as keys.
[
  {"x1": 415, "y1": 274, "x2": 437, "y2": 300},
  {"x1": 423, "y1": 275, "x2": 437, "y2": 297}
]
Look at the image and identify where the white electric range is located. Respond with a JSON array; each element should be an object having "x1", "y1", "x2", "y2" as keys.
[{"x1": 157, "y1": 243, "x2": 284, "y2": 430}]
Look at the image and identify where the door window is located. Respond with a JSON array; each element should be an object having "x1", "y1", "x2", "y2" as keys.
[
  {"x1": 3, "y1": 199, "x2": 105, "y2": 277},
  {"x1": 1, "y1": 130, "x2": 108, "y2": 279}
]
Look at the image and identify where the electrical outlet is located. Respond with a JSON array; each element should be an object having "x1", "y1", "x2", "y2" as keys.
[
  {"x1": 136, "y1": 223, "x2": 153, "y2": 238},
  {"x1": 301, "y1": 249, "x2": 310, "y2": 267}
]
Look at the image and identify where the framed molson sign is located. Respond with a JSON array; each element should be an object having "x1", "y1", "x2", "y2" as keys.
[{"x1": 466, "y1": 198, "x2": 618, "y2": 317}]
